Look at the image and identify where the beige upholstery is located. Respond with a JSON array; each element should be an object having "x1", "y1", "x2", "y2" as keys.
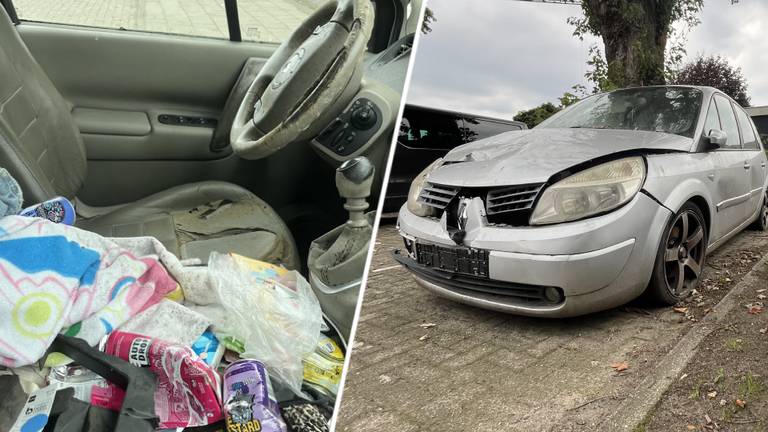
[
  {"x1": 0, "y1": 8, "x2": 299, "y2": 268},
  {"x1": 0, "y1": 7, "x2": 86, "y2": 203}
]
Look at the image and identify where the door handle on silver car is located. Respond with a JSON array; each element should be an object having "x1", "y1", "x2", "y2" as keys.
[
  {"x1": 762, "y1": 161, "x2": 766, "y2": 168},
  {"x1": 744, "y1": 161, "x2": 752, "y2": 169}
]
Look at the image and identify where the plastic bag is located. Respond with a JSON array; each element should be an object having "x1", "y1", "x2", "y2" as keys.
[{"x1": 208, "y1": 252, "x2": 323, "y2": 396}]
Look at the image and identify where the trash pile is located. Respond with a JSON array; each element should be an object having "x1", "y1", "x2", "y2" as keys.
[{"x1": 0, "y1": 168, "x2": 345, "y2": 432}]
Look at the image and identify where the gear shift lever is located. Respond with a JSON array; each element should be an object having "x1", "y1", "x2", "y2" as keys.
[
  {"x1": 336, "y1": 157, "x2": 375, "y2": 228},
  {"x1": 308, "y1": 156, "x2": 376, "y2": 341}
]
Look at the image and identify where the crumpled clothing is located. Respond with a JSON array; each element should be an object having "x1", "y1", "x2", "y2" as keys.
[
  {"x1": 0, "y1": 168, "x2": 22, "y2": 217},
  {"x1": 0, "y1": 216, "x2": 177, "y2": 367},
  {"x1": 119, "y1": 299, "x2": 211, "y2": 346}
]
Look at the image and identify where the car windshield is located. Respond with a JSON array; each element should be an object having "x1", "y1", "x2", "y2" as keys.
[{"x1": 537, "y1": 87, "x2": 703, "y2": 138}]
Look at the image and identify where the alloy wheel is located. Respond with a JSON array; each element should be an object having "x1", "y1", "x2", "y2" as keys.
[
  {"x1": 663, "y1": 210, "x2": 706, "y2": 297},
  {"x1": 762, "y1": 193, "x2": 768, "y2": 229}
]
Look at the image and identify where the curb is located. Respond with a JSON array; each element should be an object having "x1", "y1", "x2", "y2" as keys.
[{"x1": 598, "y1": 254, "x2": 768, "y2": 431}]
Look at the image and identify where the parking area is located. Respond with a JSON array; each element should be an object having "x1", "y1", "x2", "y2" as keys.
[
  {"x1": 336, "y1": 224, "x2": 768, "y2": 431},
  {"x1": 12, "y1": 0, "x2": 318, "y2": 43}
]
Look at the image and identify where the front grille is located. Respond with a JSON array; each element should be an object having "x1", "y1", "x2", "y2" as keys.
[
  {"x1": 485, "y1": 183, "x2": 544, "y2": 215},
  {"x1": 418, "y1": 183, "x2": 459, "y2": 211}
]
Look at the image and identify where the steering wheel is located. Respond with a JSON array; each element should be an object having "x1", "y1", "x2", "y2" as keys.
[{"x1": 230, "y1": 0, "x2": 374, "y2": 159}]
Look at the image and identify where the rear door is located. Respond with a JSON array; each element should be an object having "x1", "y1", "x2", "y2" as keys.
[
  {"x1": 710, "y1": 94, "x2": 752, "y2": 240},
  {"x1": 734, "y1": 103, "x2": 767, "y2": 217}
]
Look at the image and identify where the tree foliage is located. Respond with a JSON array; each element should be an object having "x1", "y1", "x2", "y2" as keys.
[
  {"x1": 422, "y1": 7, "x2": 435, "y2": 34},
  {"x1": 569, "y1": 0, "x2": 703, "y2": 91},
  {"x1": 514, "y1": 102, "x2": 560, "y2": 129},
  {"x1": 514, "y1": 87, "x2": 586, "y2": 129},
  {"x1": 673, "y1": 55, "x2": 751, "y2": 107}
]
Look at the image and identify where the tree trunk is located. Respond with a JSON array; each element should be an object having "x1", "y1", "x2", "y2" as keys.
[{"x1": 584, "y1": 0, "x2": 673, "y2": 88}]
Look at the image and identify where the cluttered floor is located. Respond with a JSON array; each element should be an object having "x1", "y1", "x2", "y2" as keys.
[{"x1": 0, "y1": 168, "x2": 343, "y2": 432}]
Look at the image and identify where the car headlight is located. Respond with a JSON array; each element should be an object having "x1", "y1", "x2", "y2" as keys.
[
  {"x1": 406, "y1": 158, "x2": 444, "y2": 217},
  {"x1": 530, "y1": 156, "x2": 646, "y2": 225}
]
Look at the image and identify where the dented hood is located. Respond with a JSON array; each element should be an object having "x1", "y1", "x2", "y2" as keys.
[{"x1": 428, "y1": 128, "x2": 693, "y2": 187}]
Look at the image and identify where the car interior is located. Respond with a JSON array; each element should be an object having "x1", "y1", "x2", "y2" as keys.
[{"x1": 0, "y1": 0, "x2": 417, "y2": 279}]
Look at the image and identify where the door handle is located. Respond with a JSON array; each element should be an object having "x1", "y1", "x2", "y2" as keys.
[
  {"x1": 762, "y1": 161, "x2": 766, "y2": 168},
  {"x1": 744, "y1": 161, "x2": 752, "y2": 170}
]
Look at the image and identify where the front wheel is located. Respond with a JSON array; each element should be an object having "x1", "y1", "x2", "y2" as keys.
[
  {"x1": 749, "y1": 191, "x2": 768, "y2": 231},
  {"x1": 646, "y1": 202, "x2": 708, "y2": 305}
]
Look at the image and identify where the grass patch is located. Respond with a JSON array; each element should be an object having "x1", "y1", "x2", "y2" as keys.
[
  {"x1": 714, "y1": 368, "x2": 726, "y2": 385},
  {"x1": 689, "y1": 385, "x2": 700, "y2": 400},
  {"x1": 725, "y1": 338, "x2": 744, "y2": 352},
  {"x1": 738, "y1": 372, "x2": 765, "y2": 400}
]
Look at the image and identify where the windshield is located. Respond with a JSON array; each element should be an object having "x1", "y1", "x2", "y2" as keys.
[{"x1": 537, "y1": 87, "x2": 703, "y2": 138}]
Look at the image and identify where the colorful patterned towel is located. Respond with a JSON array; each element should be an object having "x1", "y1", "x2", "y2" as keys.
[{"x1": 0, "y1": 216, "x2": 177, "y2": 367}]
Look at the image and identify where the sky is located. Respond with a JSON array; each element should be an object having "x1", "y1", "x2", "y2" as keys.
[{"x1": 406, "y1": 0, "x2": 768, "y2": 121}]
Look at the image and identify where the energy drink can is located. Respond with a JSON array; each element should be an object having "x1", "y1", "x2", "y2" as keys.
[{"x1": 223, "y1": 359, "x2": 287, "y2": 432}]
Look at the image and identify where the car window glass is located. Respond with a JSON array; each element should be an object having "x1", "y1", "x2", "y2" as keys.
[
  {"x1": 703, "y1": 99, "x2": 720, "y2": 135},
  {"x1": 398, "y1": 109, "x2": 464, "y2": 150},
  {"x1": 462, "y1": 118, "x2": 522, "y2": 141},
  {"x1": 714, "y1": 95, "x2": 742, "y2": 149},
  {"x1": 537, "y1": 87, "x2": 702, "y2": 138},
  {"x1": 735, "y1": 106, "x2": 759, "y2": 150},
  {"x1": 12, "y1": 0, "x2": 314, "y2": 43}
]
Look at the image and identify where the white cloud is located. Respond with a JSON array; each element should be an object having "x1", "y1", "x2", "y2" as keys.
[{"x1": 407, "y1": 0, "x2": 768, "y2": 120}]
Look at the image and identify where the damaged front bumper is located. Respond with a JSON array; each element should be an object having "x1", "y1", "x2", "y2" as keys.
[{"x1": 396, "y1": 191, "x2": 673, "y2": 317}]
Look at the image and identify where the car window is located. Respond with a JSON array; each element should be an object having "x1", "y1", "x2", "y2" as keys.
[
  {"x1": 537, "y1": 87, "x2": 702, "y2": 138},
  {"x1": 12, "y1": 0, "x2": 313, "y2": 43},
  {"x1": 734, "y1": 105, "x2": 759, "y2": 150},
  {"x1": 462, "y1": 118, "x2": 523, "y2": 141},
  {"x1": 703, "y1": 98, "x2": 720, "y2": 135},
  {"x1": 398, "y1": 109, "x2": 464, "y2": 150},
  {"x1": 714, "y1": 95, "x2": 742, "y2": 150}
]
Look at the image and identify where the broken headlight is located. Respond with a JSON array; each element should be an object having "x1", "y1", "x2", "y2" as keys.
[
  {"x1": 530, "y1": 156, "x2": 646, "y2": 225},
  {"x1": 406, "y1": 158, "x2": 444, "y2": 217}
]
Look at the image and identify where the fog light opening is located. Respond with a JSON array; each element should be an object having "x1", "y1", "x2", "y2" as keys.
[
  {"x1": 544, "y1": 286, "x2": 564, "y2": 304},
  {"x1": 403, "y1": 238, "x2": 415, "y2": 259}
]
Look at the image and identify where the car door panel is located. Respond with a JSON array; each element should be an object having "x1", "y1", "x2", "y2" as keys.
[
  {"x1": 711, "y1": 151, "x2": 751, "y2": 239},
  {"x1": 17, "y1": 24, "x2": 275, "y2": 162}
]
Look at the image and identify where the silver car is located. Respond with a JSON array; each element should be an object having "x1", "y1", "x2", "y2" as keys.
[{"x1": 394, "y1": 86, "x2": 768, "y2": 317}]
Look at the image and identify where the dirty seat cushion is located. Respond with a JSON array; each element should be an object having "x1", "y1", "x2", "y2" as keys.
[{"x1": 76, "y1": 181, "x2": 300, "y2": 269}]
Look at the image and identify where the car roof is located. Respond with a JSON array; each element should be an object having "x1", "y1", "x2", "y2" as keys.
[
  {"x1": 607, "y1": 85, "x2": 719, "y2": 98},
  {"x1": 404, "y1": 103, "x2": 525, "y2": 126}
]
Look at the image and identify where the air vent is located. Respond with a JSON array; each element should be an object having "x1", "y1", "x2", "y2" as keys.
[
  {"x1": 485, "y1": 184, "x2": 543, "y2": 215},
  {"x1": 418, "y1": 183, "x2": 459, "y2": 211}
]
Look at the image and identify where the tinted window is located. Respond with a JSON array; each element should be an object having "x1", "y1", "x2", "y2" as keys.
[
  {"x1": 703, "y1": 99, "x2": 721, "y2": 134},
  {"x1": 735, "y1": 106, "x2": 759, "y2": 150},
  {"x1": 537, "y1": 87, "x2": 702, "y2": 138},
  {"x1": 462, "y1": 118, "x2": 523, "y2": 141},
  {"x1": 398, "y1": 110, "x2": 464, "y2": 150},
  {"x1": 714, "y1": 95, "x2": 741, "y2": 149}
]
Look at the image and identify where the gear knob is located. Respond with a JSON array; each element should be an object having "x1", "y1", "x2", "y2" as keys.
[{"x1": 336, "y1": 157, "x2": 375, "y2": 228}]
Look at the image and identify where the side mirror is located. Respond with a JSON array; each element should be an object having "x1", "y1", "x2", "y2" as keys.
[{"x1": 704, "y1": 129, "x2": 727, "y2": 150}]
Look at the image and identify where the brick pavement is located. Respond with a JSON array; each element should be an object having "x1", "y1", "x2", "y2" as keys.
[
  {"x1": 335, "y1": 224, "x2": 768, "y2": 432},
  {"x1": 13, "y1": 0, "x2": 319, "y2": 43}
]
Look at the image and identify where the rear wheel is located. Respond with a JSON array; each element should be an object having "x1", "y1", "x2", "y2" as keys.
[
  {"x1": 647, "y1": 202, "x2": 708, "y2": 305},
  {"x1": 749, "y1": 191, "x2": 768, "y2": 231}
]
